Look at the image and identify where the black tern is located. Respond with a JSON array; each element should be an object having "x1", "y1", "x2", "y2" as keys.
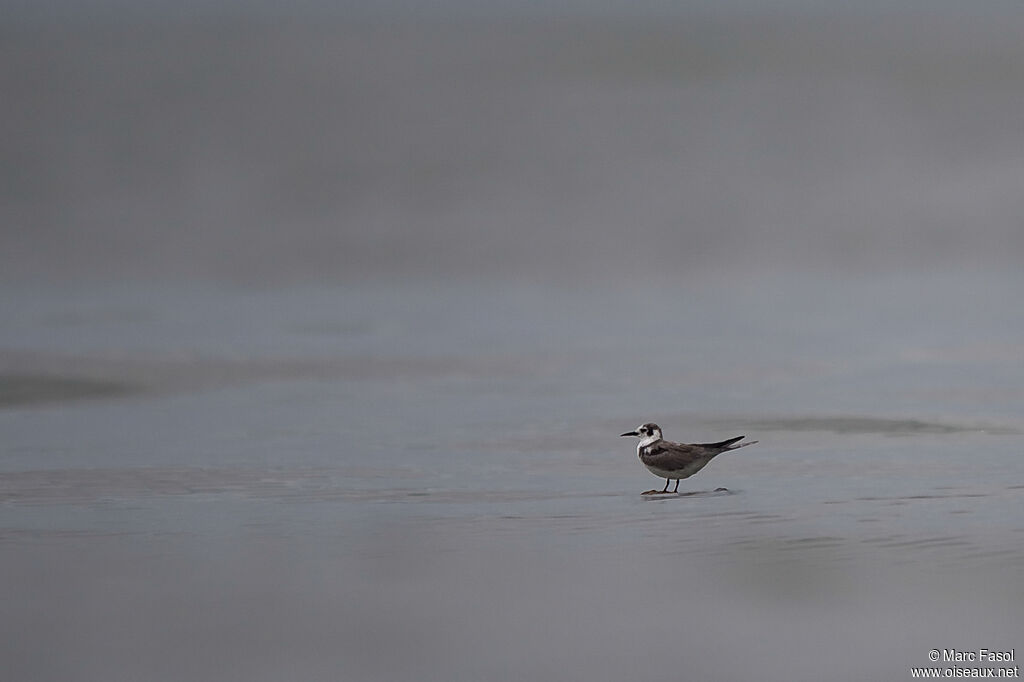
[{"x1": 620, "y1": 422, "x2": 757, "y2": 494}]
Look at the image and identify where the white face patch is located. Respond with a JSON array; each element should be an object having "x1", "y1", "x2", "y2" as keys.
[
  {"x1": 637, "y1": 429, "x2": 661, "y2": 449},
  {"x1": 637, "y1": 435, "x2": 656, "y2": 448}
]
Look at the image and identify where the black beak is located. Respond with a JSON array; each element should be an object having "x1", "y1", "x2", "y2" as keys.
[{"x1": 620, "y1": 431, "x2": 638, "y2": 437}]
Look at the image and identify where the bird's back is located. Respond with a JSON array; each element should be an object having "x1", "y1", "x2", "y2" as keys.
[{"x1": 640, "y1": 439, "x2": 716, "y2": 468}]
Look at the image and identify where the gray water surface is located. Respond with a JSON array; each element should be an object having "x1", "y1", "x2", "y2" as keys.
[{"x1": 2, "y1": 276, "x2": 1022, "y2": 681}]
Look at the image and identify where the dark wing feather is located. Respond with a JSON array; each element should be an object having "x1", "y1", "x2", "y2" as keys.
[
  {"x1": 694, "y1": 435, "x2": 746, "y2": 450},
  {"x1": 640, "y1": 440, "x2": 717, "y2": 471}
]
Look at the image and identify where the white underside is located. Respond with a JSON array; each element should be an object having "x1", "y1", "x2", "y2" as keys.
[{"x1": 644, "y1": 461, "x2": 708, "y2": 480}]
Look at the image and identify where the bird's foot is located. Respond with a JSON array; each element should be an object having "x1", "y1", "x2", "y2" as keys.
[{"x1": 642, "y1": 489, "x2": 674, "y2": 495}]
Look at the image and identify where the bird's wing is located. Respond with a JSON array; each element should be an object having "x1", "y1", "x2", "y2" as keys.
[{"x1": 641, "y1": 440, "x2": 715, "y2": 470}]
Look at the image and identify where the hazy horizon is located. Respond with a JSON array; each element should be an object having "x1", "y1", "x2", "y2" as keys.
[{"x1": 5, "y1": 8, "x2": 1024, "y2": 287}]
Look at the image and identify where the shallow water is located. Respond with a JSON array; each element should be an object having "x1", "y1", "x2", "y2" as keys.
[{"x1": 2, "y1": 276, "x2": 1023, "y2": 681}]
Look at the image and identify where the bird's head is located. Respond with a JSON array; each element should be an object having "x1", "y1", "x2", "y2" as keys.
[{"x1": 620, "y1": 423, "x2": 662, "y2": 441}]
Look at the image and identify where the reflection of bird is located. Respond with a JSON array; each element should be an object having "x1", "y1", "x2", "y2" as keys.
[{"x1": 620, "y1": 423, "x2": 757, "y2": 495}]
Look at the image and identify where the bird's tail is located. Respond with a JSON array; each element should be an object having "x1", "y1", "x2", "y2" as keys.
[{"x1": 701, "y1": 436, "x2": 758, "y2": 450}]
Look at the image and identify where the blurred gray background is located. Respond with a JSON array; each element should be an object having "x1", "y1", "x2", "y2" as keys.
[
  {"x1": 3, "y1": 3, "x2": 1024, "y2": 682},
  {"x1": 4, "y1": 1, "x2": 1024, "y2": 285}
]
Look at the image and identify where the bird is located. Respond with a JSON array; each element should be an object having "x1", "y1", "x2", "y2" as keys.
[{"x1": 620, "y1": 422, "x2": 757, "y2": 494}]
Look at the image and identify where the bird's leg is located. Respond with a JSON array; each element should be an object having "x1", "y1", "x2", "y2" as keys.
[
  {"x1": 642, "y1": 479, "x2": 675, "y2": 495},
  {"x1": 672, "y1": 479, "x2": 680, "y2": 493}
]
